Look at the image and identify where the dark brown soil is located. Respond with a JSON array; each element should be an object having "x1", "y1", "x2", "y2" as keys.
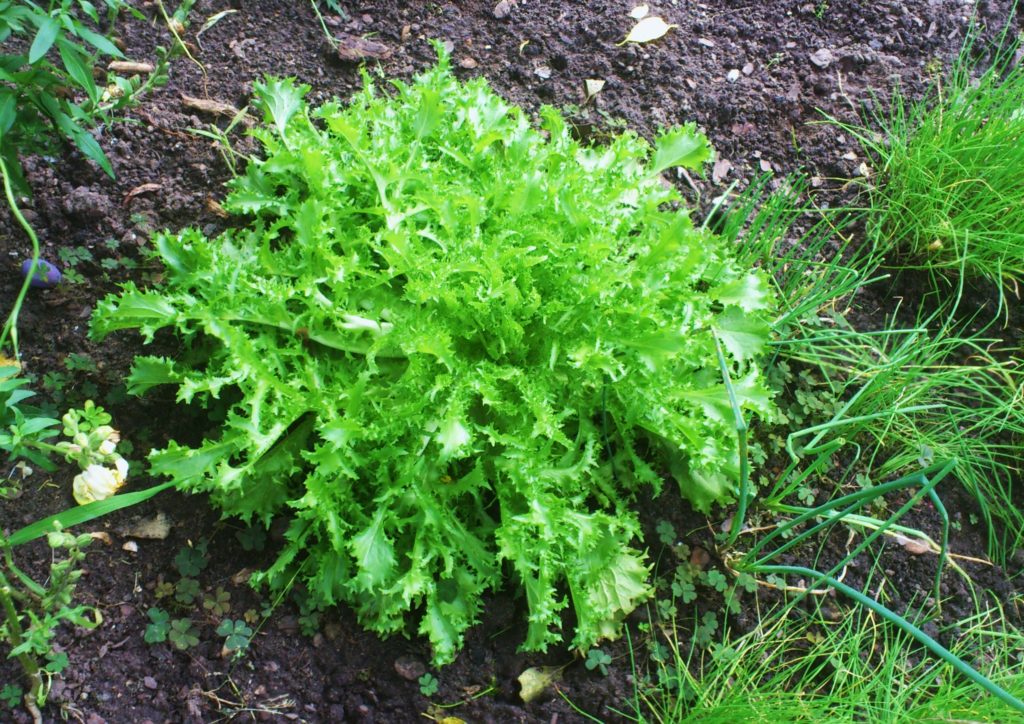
[{"x1": 2, "y1": 1, "x2": 1022, "y2": 722}]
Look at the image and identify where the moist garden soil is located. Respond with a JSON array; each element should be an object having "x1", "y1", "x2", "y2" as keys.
[{"x1": 2, "y1": 1, "x2": 1023, "y2": 722}]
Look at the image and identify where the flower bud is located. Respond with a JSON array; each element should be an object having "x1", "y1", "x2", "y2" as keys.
[
  {"x1": 98, "y1": 439, "x2": 117, "y2": 456},
  {"x1": 94, "y1": 426, "x2": 116, "y2": 441}
]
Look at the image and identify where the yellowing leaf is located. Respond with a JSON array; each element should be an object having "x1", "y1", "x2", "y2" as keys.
[
  {"x1": 629, "y1": 4, "x2": 650, "y2": 19},
  {"x1": 0, "y1": 354, "x2": 21, "y2": 375},
  {"x1": 620, "y1": 16, "x2": 676, "y2": 45},
  {"x1": 518, "y1": 665, "x2": 563, "y2": 703}
]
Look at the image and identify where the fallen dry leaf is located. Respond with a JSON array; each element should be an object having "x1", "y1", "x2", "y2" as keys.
[
  {"x1": 629, "y1": 4, "x2": 650, "y2": 19},
  {"x1": 123, "y1": 183, "x2": 162, "y2": 207},
  {"x1": 620, "y1": 16, "x2": 676, "y2": 45},
  {"x1": 121, "y1": 511, "x2": 171, "y2": 540},
  {"x1": 584, "y1": 78, "x2": 605, "y2": 100},
  {"x1": 108, "y1": 61, "x2": 155, "y2": 74},
  {"x1": 893, "y1": 533, "x2": 931, "y2": 555},
  {"x1": 712, "y1": 157, "x2": 733, "y2": 184},
  {"x1": 518, "y1": 665, "x2": 562, "y2": 703},
  {"x1": 89, "y1": 531, "x2": 113, "y2": 545},
  {"x1": 231, "y1": 568, "x2": 255, "y2": 585}
]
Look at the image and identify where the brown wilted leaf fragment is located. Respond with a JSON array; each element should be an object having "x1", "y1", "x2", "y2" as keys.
[
  {"x1": 123, "y1": 183, "x2": 162, "y2": 207},
  {"x1": 206, "y1": 197, "x2": 229, "y2": 218},
  {"x1": 335, "y1": 35, "x2": 391, "y2": 62},
  {"x1": 181, "y1": 95, "x2": 243, "y2": 119}
]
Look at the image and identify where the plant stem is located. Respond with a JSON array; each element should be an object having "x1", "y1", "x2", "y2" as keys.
[
  {"x1": 0, "y1": 581, "x2": 43, "y2": 708},
  {"x1": 0, "y1": 154, "x2": 41, "y2": 359}
]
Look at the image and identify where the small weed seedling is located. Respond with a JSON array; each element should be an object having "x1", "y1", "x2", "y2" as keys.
[
  {"x1": 168, "y1": 618, "x2": 200, "y2": 650},
  {"x1": 585, "y1": 648, "x2": 612, "y2": 676},
  {"x1": 0, "y1": 684, "x2": 22, "y2": 709},
  {"x1": 203, "y1": 587, "x2": 232, "y2": 616},
  {"x1": 173, "y1": 543, "x2": 210, "y2": 577},
  {"x1": 418, "y1": 672, "x2": 439, "y2": 697},
  {"x1": 174, "y1": 577, "x2": 201, "y2": 605},
  {"x1": 217, "y1": 619, "x2": 253, "y2": 659},
  {"x1": 144, "y1": 608, "x2": 171, "y2": 643}
]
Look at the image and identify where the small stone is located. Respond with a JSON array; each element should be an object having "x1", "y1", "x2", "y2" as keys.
[
  {"x1": 742, "y1": 62, "x2": 754, "y2": 75},
  {"x1": 459, "y1": 57, "x2": 478, "y2": 69},
  {"x1": 690, "y1": 546, "x2": 711, "y2": 570},
  {"x1": 493, "y1": 0, "x2": 513, "y2": 19},
  {"x1": 122, "y1": 540, "x2": 139, "y2": 553},
  {"x1": 809, "y1": 48, "x2": 834, "y2": 68},
  {"x1": 697, "y1": 38, "x2": 715, "y2": 47},
  {"x1": 394, "y1": 655, "x2": 427, "y2": 681},
  {"x1": 143, "y1": 676, "x2": 157, "y2": 690},
  {"x1": 726, "y1": 68, "x2": 740, "y2": 82},
  {"x1": 535, "y1": 65, "x2": 552, "y2": 80}
]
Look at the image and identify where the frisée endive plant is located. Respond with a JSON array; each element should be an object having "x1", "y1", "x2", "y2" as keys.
[{"x1": 91, "y1": 47, "x2": 776, "y2": 663}]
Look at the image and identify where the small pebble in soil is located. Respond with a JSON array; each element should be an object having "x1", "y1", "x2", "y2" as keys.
[
  {"x1": 394, "y1": 655, "x2": 427, "y2": 681},
  {"x1": 20, "y1": 258, "x2": 61, "y2": 288},
  {"x1": 143, "y1": 676, "x2": 158, "y2": 690}
]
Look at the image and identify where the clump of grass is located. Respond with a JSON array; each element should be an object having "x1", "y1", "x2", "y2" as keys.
[
  {"x1": 629, "y1": 595, "x2": 1024, "y2": 722},
  {"x1": 840, "y1": 26, "x2": 1024, "y2": 293},
  {"x1": 723, "y1": 174, "x2": 1024, "y2": 565}
]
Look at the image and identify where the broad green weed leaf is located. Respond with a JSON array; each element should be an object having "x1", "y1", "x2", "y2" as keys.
[
  {"x1": 29, "y1": 16, "x2": 60, "y2": 63},
  {"x1": 58, "y1": 40, "x2": 98, "y2": 105},
  {"x1": 0, "y1": 91, "x2": 16, "y2": 136},
  {"x1": 71, "y1": 21, "x2": 123, "y2": 58}
]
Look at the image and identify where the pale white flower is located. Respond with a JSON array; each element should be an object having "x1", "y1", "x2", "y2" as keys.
[
  {"x1": 98, "y1": 439, "x2": 117, "y2": 456},
  {"x1": 73, "y1": 464, "x2": 125, "y2": 505},
  {"x1": 112, "y1": 455, "x2": 129, "y2": 484}
]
